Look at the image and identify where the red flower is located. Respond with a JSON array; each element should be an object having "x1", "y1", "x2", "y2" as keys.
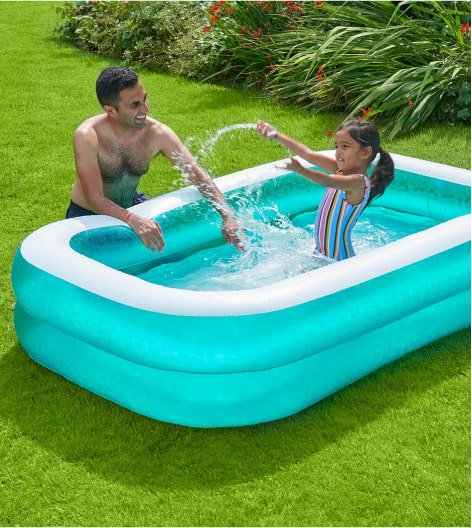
[
  {"x1": 408, "y1": 100, "x2": 414, "y2": 106},
  {"x1": 210, "y1": 15, "x2": 219, "y2": 25},
  {"x1": 225, "y1": 6, "x2": 235, "y2": 15},
  {"x1": 269, "y1": 63, "x2": 277, "y2": 70},
  {"x1": 326, "y1": 129, "x2": 334, "y2": 138},
  {"x1": 288, "y1": 5, "x2": 302, "y2": 13},
  {"x1": 317, "y1": 74, "x2": 324, "y2": 82},
  {"x1": 209, "y1": 5, "x2": 220, "y2": 14},
  {"x1": 460, "y1": 22, "x2": 470, "y2": 33},
  {"x1": 252, "y1": 27, "x2": 263, "y2": 37},
  {"x1": 361, "y1": 107, "x2": 372, "y2": 117},
  {"x1": 216, "y1": 0, "x2": 225, "y2": 6},
  {"x1": 316, "y1": 0, "x2": 323, "y2": 8},
  {"x1": 203, "y1": 25, "x2": 211, "y2": 32}
]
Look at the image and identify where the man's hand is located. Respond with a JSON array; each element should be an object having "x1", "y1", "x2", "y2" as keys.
[
  {"x1": 222, "y1": 216, "x2": 245, "y2": 251},
  {"x1": 127, "y1": 213, "x2": 165, "y2": 253}
]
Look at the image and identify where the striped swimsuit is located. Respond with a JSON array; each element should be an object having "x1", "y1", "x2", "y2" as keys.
[{"x1": 314, "y1": 175, "x2": 371, "y2": 260}]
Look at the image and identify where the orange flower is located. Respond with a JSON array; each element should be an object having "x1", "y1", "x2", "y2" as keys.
[
  {"x1": 209, "y1": 5, "x2": 220, "y2": 14},
  {"x1": 460, "y1": 22, "x2": 470, "y2": 33},
  {"x1": 203, "y1": 25, "x2": 211, "y2": 32},
  {"x1": 225, "y1": 6, "x2": 235, "y2": 14},
  {"x1": 361, "y1": 107, "x2": 372, "y2": 117},
  {"x1": 318, "y1": 65, "x2": 324, "y2": 73},
  {"x1": 316, "y1": 0, "x2": 323, "y2": 8},
  {"x1": 326, "y1": 129, "x2": 333, "y2": 138},
  {"x1": 210, "y1": 15, "x2": 219, "y2": 25},
  {"x1": 408, "y1": 100, "x2": 414, "y2": 106},
  {"x1": 317, "y1": 74, "x2": 324, "y2": 82}
]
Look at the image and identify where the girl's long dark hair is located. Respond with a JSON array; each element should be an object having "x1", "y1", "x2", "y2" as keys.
[{"x1": 337, "y1": 119, "x2": 394, "y2": 204}]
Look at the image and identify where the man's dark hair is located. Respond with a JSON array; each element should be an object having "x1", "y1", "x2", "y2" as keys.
[{"x1": 96, "y1": 67, "x2": 139, "y2": 108}]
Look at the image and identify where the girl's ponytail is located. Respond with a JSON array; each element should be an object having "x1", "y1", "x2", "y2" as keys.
[{"x1": 368, "y1": 148, "x2": 395, "y2": 204}]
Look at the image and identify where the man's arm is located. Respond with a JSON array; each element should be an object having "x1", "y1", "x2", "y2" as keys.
[
  {"x1": 73, "y1": 127, "x2": 165, "y2": 252},
  {"x1": 157, "y1": 124, "x2": 245, "y2": 251}
]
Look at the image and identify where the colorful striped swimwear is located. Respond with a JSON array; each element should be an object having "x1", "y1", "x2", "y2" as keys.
[{"x1": 314, "y1": 175, "x2": 371, "y2": 260}]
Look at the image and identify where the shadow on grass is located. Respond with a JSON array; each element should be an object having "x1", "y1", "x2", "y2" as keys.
[{"x1": 0, "y1": 329, "x2": 469, "y2": 493}]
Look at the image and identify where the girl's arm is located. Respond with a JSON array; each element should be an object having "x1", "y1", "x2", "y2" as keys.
[
  {"x1": 256, "y1": 121, "x2": 338, "y2": 174},
  {"x1": 283, "y1": 157, "x2": 365, "y2": 193}
]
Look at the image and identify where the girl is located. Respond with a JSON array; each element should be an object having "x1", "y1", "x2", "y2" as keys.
[{"x1": 256, "y1": 119, "x2": 395, "y2": 261}]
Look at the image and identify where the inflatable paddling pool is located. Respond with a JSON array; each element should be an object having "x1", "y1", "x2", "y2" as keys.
[{"x1": 11, "y1": 152, "x2": 471, "y2": 427}]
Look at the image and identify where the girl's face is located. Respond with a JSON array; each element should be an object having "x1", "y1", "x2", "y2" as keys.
[{"x1": 334, "y1": 129, "x2": 372, "y2": 173}]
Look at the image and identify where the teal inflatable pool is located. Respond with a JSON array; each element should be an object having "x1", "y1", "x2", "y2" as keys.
[{"x1": 11, "y1": 153, "x2": 471, "y2": 427}]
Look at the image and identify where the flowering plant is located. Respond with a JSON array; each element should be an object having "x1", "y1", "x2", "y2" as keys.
[
  {"x1": 266, "y1": 0, "x2": 470, "y2": 138},
  {"x1": 58, "y1": 1, "x2": 470, "y2": 137}
]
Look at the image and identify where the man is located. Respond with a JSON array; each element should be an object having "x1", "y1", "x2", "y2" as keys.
[{"x1": 67, "y1": 67, "x2": 244, "y2": 252}]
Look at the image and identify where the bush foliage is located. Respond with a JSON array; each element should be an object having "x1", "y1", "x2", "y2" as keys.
[
  {"x1": 58, "y1": 0, "x2": 471, "y2": 138},
  {"x1": 57, "y1": 2, "x2": 213, "y2": 78}
]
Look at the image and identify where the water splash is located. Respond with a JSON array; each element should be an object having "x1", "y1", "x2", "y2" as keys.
[
  {"x1": 170, "y1": 122, "x2": 285, "y2": 188},
  {"x1": 154, "y1": 122, "x2": 328, "y2": 289},
  {"x1": 198, "y1": 123, "x2": 257, "y2": 159},
  {"x1": 169, "y1": 122, "x2": 263, "y2": 225},
  {"x1": 139, "y1": 186, "x2": 332, "y2": 290},
  {"x1": 170, "y1": 124, "x2": 248, "y2": 185}
]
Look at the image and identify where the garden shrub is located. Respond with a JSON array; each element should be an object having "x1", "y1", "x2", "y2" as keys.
[
  {"x1": 57, "y1": 1, "x2": 211, "y2": 78},
  {"x1": 57, "y1": 1, "x2": 470, "y2": 138}
]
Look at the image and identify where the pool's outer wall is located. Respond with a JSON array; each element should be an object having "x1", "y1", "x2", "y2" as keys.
[{"x1": 11, "y1": 154, "x2": 471, "y2": 427}]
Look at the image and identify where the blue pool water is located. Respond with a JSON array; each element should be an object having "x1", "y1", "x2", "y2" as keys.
[{"x1": 134, "y1": 204, "x2": 438, "y2": 291}]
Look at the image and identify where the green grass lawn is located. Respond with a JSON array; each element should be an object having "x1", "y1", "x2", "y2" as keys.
[{"x1": 1, "y1": 2, "x2": 470, "y2": 526}]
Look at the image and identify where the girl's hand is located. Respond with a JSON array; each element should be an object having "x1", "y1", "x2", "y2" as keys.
[
  {"x1": 278, "y1": 157, "x2": 305, "y2": 174},
  {"x1": 256, "y1": 120, "x2": 278, "y2": 139}
]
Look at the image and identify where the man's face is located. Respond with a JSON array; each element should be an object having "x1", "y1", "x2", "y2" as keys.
[{"x1": 115, "y1": 80, "x2": 150, "y2": 129}]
